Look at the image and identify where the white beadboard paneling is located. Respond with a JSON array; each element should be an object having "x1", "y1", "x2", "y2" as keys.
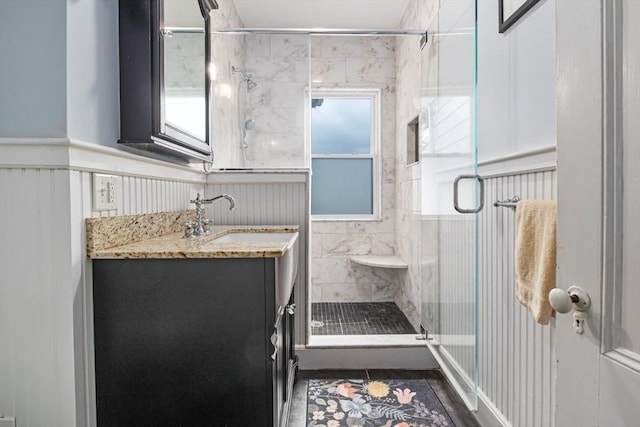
[
  {"x1": 0, "y1": 165, "x2": 205, "y2": 427},
  {"x1": 0, "y1": 169, "x2": 77, "y2": 427},
  {"x1": 478, "y1": 170, "x2": 557, "y2": 427},
  {"x1": 206, "y1": 178, "x2": 309, "y2": 346},
  {"x1": 425, "y1": 169, "x2": 556, "y2": 425}
]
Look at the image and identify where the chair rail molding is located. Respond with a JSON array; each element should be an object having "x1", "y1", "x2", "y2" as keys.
[{"x1": 0, "y1": 138, "x2": 206, "y2": 183}]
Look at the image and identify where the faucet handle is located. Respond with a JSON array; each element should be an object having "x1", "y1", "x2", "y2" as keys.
[
  {"x1": 183, "y1": 221, "x2": 195, "y2": 238},
  {"x1": 202, "y1": 219, "x2": 214, "y2": 233}
]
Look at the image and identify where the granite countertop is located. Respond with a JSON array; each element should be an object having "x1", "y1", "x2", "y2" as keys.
[{"x1": 86, "y1": 211, "x2": 298, "y2": 259}]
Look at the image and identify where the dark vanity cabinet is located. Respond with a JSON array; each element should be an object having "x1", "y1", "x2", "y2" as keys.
[
  {"x1": 118, "y1": 0, "x2": 217, "y2": 162},
  {"x1": 92, "y1": 258, "x2": 297, "y2": 427}
]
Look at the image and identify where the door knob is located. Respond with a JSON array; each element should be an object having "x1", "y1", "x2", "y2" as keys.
[
  {"x1": 549, "y1": 286, "x2": 591, "y2": 313},
  {"x1": 549, "y1": 286, "x2": 591, "y2": 334}
]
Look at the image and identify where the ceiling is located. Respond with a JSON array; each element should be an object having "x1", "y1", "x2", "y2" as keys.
[{"x1": 231, "y1": 0, "x2": 412, "y2": 29}]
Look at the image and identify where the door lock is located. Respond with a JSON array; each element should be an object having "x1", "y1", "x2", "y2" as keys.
[{"x1": 549, "y1": 286, "x2": 591, "y2": 334}]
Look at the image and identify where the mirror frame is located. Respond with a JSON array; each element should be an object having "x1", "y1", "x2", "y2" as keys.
[
  {"x1": 118, "y1": 0, "x2": 218, "y2": 163},
  {"x1": 498, "y1": 0, "x2": 541, "y2": 33}
]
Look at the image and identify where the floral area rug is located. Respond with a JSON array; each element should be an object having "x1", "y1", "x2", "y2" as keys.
[{"x1": 306, "y1": 379, "x2": 454, "y2": 427}]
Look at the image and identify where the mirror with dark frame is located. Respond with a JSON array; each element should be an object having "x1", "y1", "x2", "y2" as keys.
[
  {"x1": 498, "y1": 0, "x2": 541, "y2": 33},
  {"x1": 118, "y1": 0, "x2": 218, "y2": 163}
]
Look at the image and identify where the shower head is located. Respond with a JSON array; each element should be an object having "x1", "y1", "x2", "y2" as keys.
[
  {"x1": 246, "y1": 79, "x2": 259, "y2": 93},
  {"x1": 232, "y1": 65, "x2": 260, "y2": 92},
  {"x1": 244, "y1": 119, "x2": 255, "y2": 131},
  {"x1": 231, "y1": 65, "x2": 247, "y2": 78}
]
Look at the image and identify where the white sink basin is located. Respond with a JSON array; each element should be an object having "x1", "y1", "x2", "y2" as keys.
[{"x1": 213, "y1": 232, "x2": 296, "y2": 243}]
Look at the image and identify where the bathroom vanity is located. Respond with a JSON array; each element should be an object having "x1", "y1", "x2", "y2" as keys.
[{"x1": 87, "y1": 220, "x2": 299, "y2": 427}]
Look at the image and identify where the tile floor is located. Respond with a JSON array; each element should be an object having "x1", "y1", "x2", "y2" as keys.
[
  {"x1": 311, "y1": 302, "x2": 417, "y2": 335},
  {"x1": 287, "y1": 369, "x2": 481, "y2": 427}
]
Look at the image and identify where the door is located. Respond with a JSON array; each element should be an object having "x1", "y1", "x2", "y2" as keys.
[
  {"x1": 420, "y1": 0, "x2": 479, "y2": 410},
  {"x1": 556, "y1": 0, "x2": 640, "y2": 425}
]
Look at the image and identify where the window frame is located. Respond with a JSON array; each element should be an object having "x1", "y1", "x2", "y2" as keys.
[{"x1": 310, "y1": 88, "x2": 382, "y2": 221}]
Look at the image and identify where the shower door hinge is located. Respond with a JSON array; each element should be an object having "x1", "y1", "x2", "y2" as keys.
[
  {"x1": 416, "y1": 327, "x2": 429, "y2": 341},
  {"x1": 420, "y1": 32, "x2": 428, "y2": 50}
]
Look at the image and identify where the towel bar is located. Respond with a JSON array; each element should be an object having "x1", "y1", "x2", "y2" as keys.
[{"x1": 493, "y1": 195, "x2": 520, "y2": 209}]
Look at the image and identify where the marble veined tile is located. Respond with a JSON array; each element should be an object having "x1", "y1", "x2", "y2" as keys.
[
  {"x1": 371, "y1": 282, "x2": 399, "y2": 302},
  {"x1": 312, "y1": 258, "x2": 355, "y2": 283},
  {"x1": 311, "y1": 58, "x2": 347, "y2": 84},
  {"x1": 270, "y1": 35, "x2": 309, "y2": 61},
  {"x1": 320, "y1": 283, "x2": 372, "y2": 302},
  {"x1": 346, "y1": 57, "x2": 396, "y2": 84},
  {"x1": 245, "y1": 34, "x2": 271, "y2": 58},
  {"x1": 350, "y1": 263, "x2": 397, "y2": 284},
  {"x1": 250, "y1": 57, "x2": 299, "y2": 83},
  {"x1": 311, "y1": 222, "x2": 348, "y2": 234},
  {"x1": 321, "y1": 234, "x2": 371, "y2": 258},
  {"x1": 371, "y1": 233, "x2": 396, "y2": 255}
]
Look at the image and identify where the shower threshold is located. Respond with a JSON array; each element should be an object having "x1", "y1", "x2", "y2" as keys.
[{"x1": 307, "y1": 334, "x2": 425, "y2": 348}]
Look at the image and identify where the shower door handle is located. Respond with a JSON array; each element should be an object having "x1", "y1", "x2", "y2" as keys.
[{"x1": 453, "y1": 174, "x2": 485, "y2": 214}]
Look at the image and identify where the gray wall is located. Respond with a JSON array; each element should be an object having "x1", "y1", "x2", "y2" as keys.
[
  {"x1": 0, "y1": 0, "x2": 67, "y2": 137},
  {"x1": 0, "y1": 0, "x2": 120, "y2": 146},
  {"x1": 67, "y1": 0, "x2": 120, "y2": 146}
]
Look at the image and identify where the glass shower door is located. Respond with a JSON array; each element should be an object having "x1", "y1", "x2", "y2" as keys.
[{"x1": 420, "y1": 0, "x2": 479, "y2": 410}]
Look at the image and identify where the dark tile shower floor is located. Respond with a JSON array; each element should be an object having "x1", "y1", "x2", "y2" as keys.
[{"x1": 311, "y1": 302, "x2": 417, "y2": 335}]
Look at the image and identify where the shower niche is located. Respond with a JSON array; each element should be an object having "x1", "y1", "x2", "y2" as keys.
[{"x1": 118, "y1": 0, "x2": 217, "y2": 163}]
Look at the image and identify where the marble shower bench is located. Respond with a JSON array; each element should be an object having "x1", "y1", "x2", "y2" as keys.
[{"x1": 349, "y1": 255, "x2": 408, "y2": 269}]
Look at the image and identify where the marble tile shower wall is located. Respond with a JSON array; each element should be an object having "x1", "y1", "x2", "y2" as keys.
[
  {"x1": 395, "y1": 0, "x2": 439, "y2": 330},
  {"x1": 243, "y1": 35, "x2": 309, "y2": 168},
  {"x1": 309, "y1": 36, "x2": 399, "y2": 305},
  {"x1": 209, "y1": 0, "x2": 245, "y2": 167}
]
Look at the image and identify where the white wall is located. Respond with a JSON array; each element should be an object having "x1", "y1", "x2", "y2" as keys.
[{"x1": 477, "y1": 0, "x2": 556, "y2": 161}]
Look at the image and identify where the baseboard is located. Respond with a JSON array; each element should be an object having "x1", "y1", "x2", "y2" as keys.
[
  {"x1": 296, "y1": 345, "x2": 437, "y2": 370},
  {"x1": 475, "y1": 387, "x2": 512, "y2": 427}
]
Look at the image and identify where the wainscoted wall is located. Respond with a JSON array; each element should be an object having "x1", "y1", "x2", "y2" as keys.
[
  {"x1": 0, "y1": 140, "x2": 205, "y2": 426},
  {"x1": 477, "y1": 169, "x2": 557, "y2": 427},
  {"x1": 423, "y1": 167, "x2": 558, "y2": 427},
  {"x1": 205, "y1": 172, "x2": 309, "y2": 345},
  {"x1": 309, "y1": 36, "x2": 400, "y2": 307}
]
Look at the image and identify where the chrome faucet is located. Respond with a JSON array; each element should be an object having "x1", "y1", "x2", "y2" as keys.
[{"x1": 185, "y1": 193, "x2": 236, "y2": 237}]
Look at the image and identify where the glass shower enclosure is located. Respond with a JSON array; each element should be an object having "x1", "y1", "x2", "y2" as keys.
[{"x1": 420, "y1": 0, "x2": 479, "y2": 410}]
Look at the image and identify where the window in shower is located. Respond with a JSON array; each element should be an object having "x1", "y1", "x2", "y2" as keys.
[{"x1": 310, "y1": 89, "x2": 380, "y2": 219}]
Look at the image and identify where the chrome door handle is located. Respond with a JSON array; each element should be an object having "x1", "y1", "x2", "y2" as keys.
[
  {"x1": 453, "y1": 174, "x2": 485, "y2": 214},
  {"x1": 270, "y1": 331, "x2": 278, "y2": 361}
]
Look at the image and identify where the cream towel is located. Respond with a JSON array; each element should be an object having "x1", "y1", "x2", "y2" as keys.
[{"x1": 515, "y1": 200, "x2": 557, "y2": 324}]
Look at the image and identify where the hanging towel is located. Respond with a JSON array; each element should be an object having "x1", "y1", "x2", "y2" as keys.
[{"x1": 515, "y1": 199, "x2": 557, "y2": 324}]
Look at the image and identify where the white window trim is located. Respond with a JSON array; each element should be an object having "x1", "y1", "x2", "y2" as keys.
[{"x1": 310, "y1": 88, "x2": 382, "y2": 221}]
